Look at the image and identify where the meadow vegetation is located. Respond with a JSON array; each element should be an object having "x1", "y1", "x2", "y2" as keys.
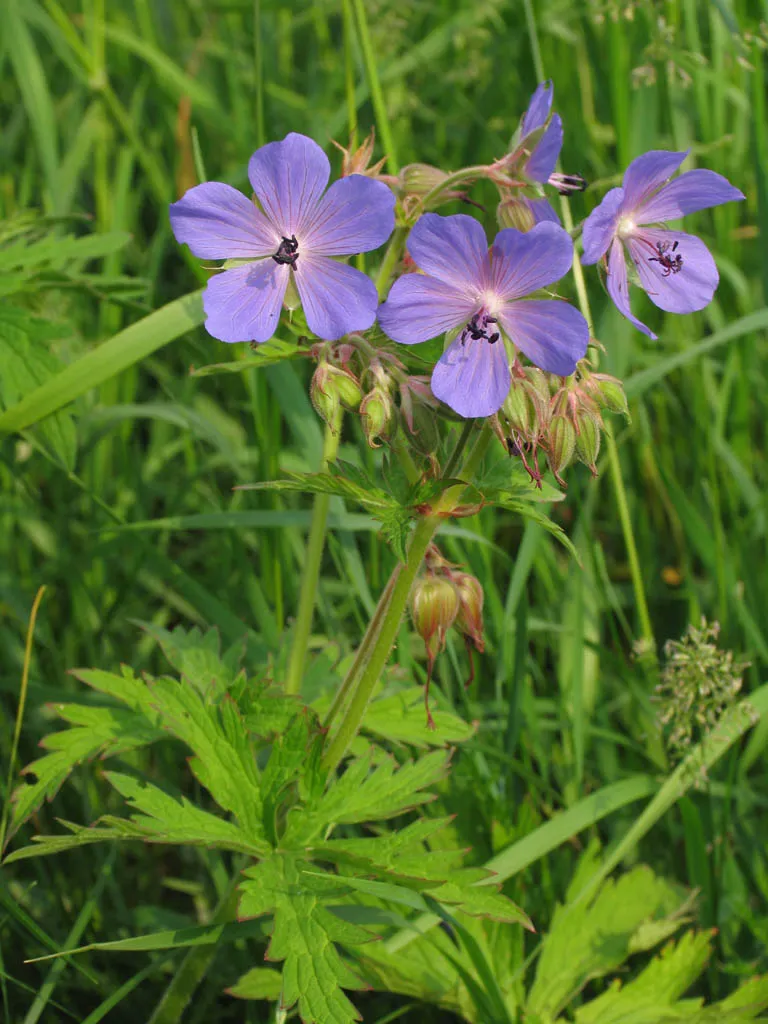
[{"x1": 1, "y1": 1, "x2": 768, "y2": 1021}]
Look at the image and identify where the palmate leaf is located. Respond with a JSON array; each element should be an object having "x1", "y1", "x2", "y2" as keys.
[
  {"x1": 526, "y1": 848, "x2": 694, "y2": 1020},
  {"x1": 239, "y1": 852, "x2": 373, "y2": 1024},
  {"x1": 285, "y1": 749, "x2": 449, "y2": 846},
  {"x1": 136, "y1": 621, "x2": 246, "y2": 696},
  {"x1": 360, "y1": 686, "x2": 475, "y2": 748},
  {"x1": 7, "y1": 666, "x2": 163, "y2": 843}
]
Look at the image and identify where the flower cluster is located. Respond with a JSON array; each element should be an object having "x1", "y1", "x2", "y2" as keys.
[
  {"x1": 169, "y1": 90, "x2": 743, "y2": 437},
  {"x1": 656, "y1": 619, "x2": 749, "y2": 773}
]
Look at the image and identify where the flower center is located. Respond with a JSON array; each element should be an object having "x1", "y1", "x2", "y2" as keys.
[
  {"x1": 272, "y1": 235, "x2": 299, "y2": 270},
  {"x1": 460, "y1": 311, "x2": 500, "y2": 347},
  {"x1": 617, "y1": 216, "x2": 636, "y2": 239}
]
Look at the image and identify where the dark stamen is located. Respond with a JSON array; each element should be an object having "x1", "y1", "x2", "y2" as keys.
[{"x1": 272, "y1": 234, "x2": 300, "y2": 269}]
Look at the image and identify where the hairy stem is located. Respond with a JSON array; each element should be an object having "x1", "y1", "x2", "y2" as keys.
[
  {"x1": 285, "y1": 410, "x2": 343, "y2": 695},
  {"x1": 321, "y1": 422, "x2": 480, "y2": 773},
  {"x1": 320, "y1": 514, "x2": 439, "y2": 774}
]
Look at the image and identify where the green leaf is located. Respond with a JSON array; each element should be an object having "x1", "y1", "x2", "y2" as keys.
[
  {"x1": 105, "y1": 771, "x2": 268, "y2": 856},
  {"x1": 190, "y1": 336, "x2": 311, "y2": 376},
  {"x1": 143, "y1": 676, "x2": 265, "y2": 842},
  {"x1": 227, "y1": 967, "x2": 284, "y2": 1001},
  {"x1": 7, "y1": 666, "x2": 162, "y2": 843},
  {"x1": 135, "y1": 622, "x2": 245, "y2": 697},
  {"x1": 0, "y1": 290, "x2": 204, "y2": 436},
  {"x1": 573, "y1": 930, "x2": 713, "y2": 1024},
  {"x1": 0, "y1": 305, "x2": 77, "y2": 468},
  {"x1": 24, "y1": 919, "x2": 267, "y2": 961},
  {"x1": 285, "y1": 749, "x2": 448, "y2": 845},
  {"x1": 360, "y1": 686, "x2": 475, "y2": 748},
  {"x1": 526, "y1": 852, "x2": 693, "y2": 1020},
  {"x1": 239, "y1": 853, "x2": 372, "y2": 1024}
]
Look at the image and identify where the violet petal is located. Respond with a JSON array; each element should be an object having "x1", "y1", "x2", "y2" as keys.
[
  {"x1": 406, "y1": 213, "x2": 490, "y2": 291},
  {"x1": 605, "y1": 237, "x2": 656, "y2": 338},
  {"x1": 295, "y1": 255, "x2": 379, "y2": 339},
  {"x1": 431, "y1": 334, "x2": 511, "y2": 418},
  {"x1": 635, "y1": 168, "x2": 745, "y2": 224},
  {"x1": 522, "y1": 80, "x2": 554, "y2": 136},
  {"x1": 169, "y1": 182, "x2": 277, "y2": 259},
  {"x1": 247, "y1": 133, "x2": 330, "y2": 237},
  {"x1": 377, "y1": 274, "x2": 476, "y2": 344},
  {"x1": 490, "y1": 221, "x2": 574, "y2": 301},
  {"x1": 627, "y1": 228, "x2": 719, "y2": 314},
  {"x1": 621, "y1": 149, "x2": 688, "y2": 214},
  {"x1": 581, "y1": 186, "x2": 624, "y2": 264},
  {"x1": 499, "y1": 299, "x2": 589, "y2": 376},
  {"x1": 202, "y1": 261, "x2": 288, "y2": 344},
  {"x1": 524, "y1": 197, "x2": 561, "y2": 225},
  {"x1": 525, "y1": 114, "x2": 563, "y2": 183},
  {"x1": 303, "y1": 174, "x2": 395, "y2": 255}
]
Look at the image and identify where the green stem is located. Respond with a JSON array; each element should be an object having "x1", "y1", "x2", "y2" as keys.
[
  {"x1": 147, "y1": 874, "x2": 241, "y2": 1024},
  {"x1": 522, "y1": 2, "x2": 656, "y2": 657},
  {"x1": 320, "y1": 422, "x2": 480, "y2": 772},
  {"x1": 321, "y1": 514, "x2": 439, "y2": 773},
  {"x1": 420, "y1": 164, "x2": 489, "y2": 211},
  {"x1": 322, "y1": 571, "x2": 397, "y2": 730},
  {"x1": 442, "y1": 420, "x2": 476, "y2": 478},
  {"x1": 375, "y1": 225, "x2": 408, "y2": 299},
  {"x1": 285, "y1": 410, "x2": 342, "y2": 695},
  {"x1": 350, "y1": 0, "x2": 398, "y2": 174}
]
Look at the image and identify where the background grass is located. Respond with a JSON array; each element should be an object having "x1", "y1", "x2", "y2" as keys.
[{"x1": 1, "y1": 0, "x2": 767, "y2": 1020}]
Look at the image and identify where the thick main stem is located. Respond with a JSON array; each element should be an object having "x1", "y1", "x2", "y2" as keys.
[
  {"x1": 285, "y1": 411, "x2": 342, "y2": 695},
  {"x1": 321, "y1": 422, "x2": 480, "y2": 773},
  {"x1": 321, "y1": 514, "x2": 439, "y2": 774}
]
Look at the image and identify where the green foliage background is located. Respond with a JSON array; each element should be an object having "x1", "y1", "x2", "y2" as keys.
[{"x1": 1, "y1": 0, "x2": 768, "y2": 1020}]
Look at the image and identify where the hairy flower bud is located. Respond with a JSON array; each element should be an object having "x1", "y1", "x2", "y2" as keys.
[
  {"x1": 310, "y1": 362, "x2": 363, "y2": 429},
  {"x1": 360, "y1": 385, "x2": 394, "y2": 448},
  {"x1": 411, "y1": 574, "x2": 460, "y2": 728},
  {"x1": 546, "y1": 414, "x2": 576, "y2": 485},
  {"x1": 454, "y1": 573, "x2": 485, "y2": 654},
  {"x1": 411, "y1": 575, "x2": 460, "y2": 653},
  {"x1": 574, "y1": 411, "x2": 601, "y2": 474},
  {"x1": 310, "y1": 362, "x2": 341, "y2": 429},
  {"x1": 502, "y1": 378, "x2": 535, "y2": 437},
  {"x1": 592, "y1": 374, "x2": 630, "y2": 418},
  {"x1": 497, "y1": 196, "x2": 536, "y2": 232}
]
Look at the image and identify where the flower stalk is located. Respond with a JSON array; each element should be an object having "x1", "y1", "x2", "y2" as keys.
[
  {"x1": 285, "y1": 408, "x2": 343, "y2": 695},
  {"x1": 321, "y1": 421, "x2": 480, "y2": 773}
]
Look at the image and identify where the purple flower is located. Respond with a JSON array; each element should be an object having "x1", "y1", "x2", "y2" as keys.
[
  {"x1": 581, "y1": 149, "x2": 744, "y2": 338},
  {"x1": 169, "y1": 133, "x2": 395, "y2": 344},
  {"x1": 377, "y1": 214, "x2": 589, "y2": 419},
  {"x1": 506, "y1": 81, "x2": 586, "y2": 227}
]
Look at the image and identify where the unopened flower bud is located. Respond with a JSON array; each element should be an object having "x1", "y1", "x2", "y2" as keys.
[
  {"x1": 546, "y1": 414, "x2": 576, "y2": 485},
  {"x1": 310, "y1": 362, "x2": 341, "y2": 429},
  {"x1": 497, "y1": 196, "x2": 535, "y2": 232},
  {"x1": 502, "y1": 379, "x2": 535, "y2": 437},
  {"x1": 593, "y1": 374, "x2": 630, "y2": 418},
  {"x1": 411, "y1": 574, "x2": 460, "y2": 728},
  {"x1": 454, "y1": 573, "x2": 485, "y2": 654},
  {"x1": 310, "y1": 362, "x2": 363, "y2": 429},
  {"x1": 574, "y1": 412, "x2": 601, "y2": 473},
  {"x1": 360, "y1": 385, "x2": 394, "y2": 448},
  {"x1": 523, "y1": 366, "x2": 554, "y2": 410}
]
